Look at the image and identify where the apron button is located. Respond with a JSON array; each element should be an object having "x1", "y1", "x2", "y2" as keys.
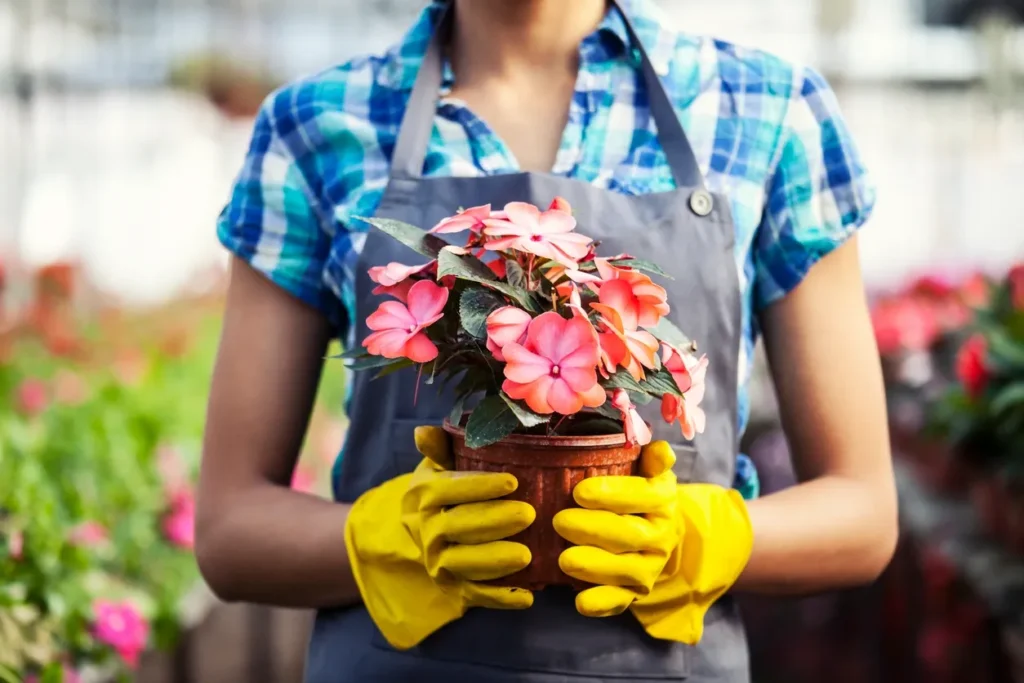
[{"x1": 689, "y1": 190, "x2": 714, "y2": 217}]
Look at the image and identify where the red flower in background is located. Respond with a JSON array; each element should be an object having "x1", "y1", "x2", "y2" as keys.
[
  {"x1": 871, "y1": 298, "x2": 941, "y2": 355},
  {"x1": 35, "y1": 262, "x2": 75, "y2": 300},
  {"x1": 956, "y1": 334, "x2": 991, "y2": 399},
  {"x1": 1008, "y1": 263, "x2": 1024, "y2": 310},
  {"x1": 960, "y1": 272, "x2": 991, "y2": 309}
]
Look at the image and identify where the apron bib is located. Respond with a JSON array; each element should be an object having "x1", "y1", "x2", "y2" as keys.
[{"x1": 308, "y1": 4, "x2": 748, "y2": 680}]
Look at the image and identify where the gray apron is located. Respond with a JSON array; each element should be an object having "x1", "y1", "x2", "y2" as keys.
[{"x1": 307, "y1": 4, "x2": 748, "y2": 681}]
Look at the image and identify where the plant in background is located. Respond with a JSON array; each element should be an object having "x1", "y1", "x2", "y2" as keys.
[
  {"x1": 344, "y1": 198, "x2": 706, "y2": 449},
  {"x1": 928, "y1": 264, "x2": 1024, "y2": 475}
]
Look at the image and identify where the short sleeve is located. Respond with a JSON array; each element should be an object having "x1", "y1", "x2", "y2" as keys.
[
  {"x1": 217, "y1": 88, "x2": 345, "y2": 332},
  {"x1": 753, "y1": 66, "x2": 877, "y2": 309}
]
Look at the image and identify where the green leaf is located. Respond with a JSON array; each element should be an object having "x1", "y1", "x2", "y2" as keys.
[
  {"x1": 500, "y1": 393, "x2": 550, "y2": 427},
  {"x1": 988, "y1": 329, "x2": 1024, "y2": 370},
  {"x1": 460, "y1": 288, "x2": 507, "y2": 339},
  {"x1": 601, "y1": 371, "x2": 648, "y2": 395},
  {"x1": 505, "y1": 261, "x2": 528, "y2": 289},
  {"x1": 449, "y1": 392, "x2": 470, "y2": 427},
  {"x1": 628, "y1": 390, "x2": 654, "y2": 405},
  {"x1": 330, "y1": 347, "x2": 366, "y2": 360},
  {"x1": 641, "y1": 368, "x2": 685, "y2": 397},
  {"x1": 645, "y1": 317, "x2": 693, "y2": 349},
  {"x1": 374, "y1": 357, "x2": 416, "y2": 379},
  {"x1": 607, "y1": 258, "x2": 672, "y2": 279},
  {"x1": 992, "y1": 383, "x2": 1024, "y2": 415},
  {"x1": 438, "y1": 250, "x2": 540, "y2": 312},
  {"x1": 464, "y1": 395, "x2": 520, "y2": 448},
  {"x1": 347, "y1": 355, "x2": 401, "y2": 371},
  {"x1": 355, "y1": 216, "x2": 449, "y2": 258}
]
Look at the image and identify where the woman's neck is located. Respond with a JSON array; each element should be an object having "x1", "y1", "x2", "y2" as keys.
[{"x1": 451, "y1": 0, "x2": 608, "y2": 80}]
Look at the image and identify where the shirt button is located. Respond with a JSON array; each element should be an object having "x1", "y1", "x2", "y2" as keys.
[{"x1": 689, "y1": 190, "x2": 714, "y2": 217}]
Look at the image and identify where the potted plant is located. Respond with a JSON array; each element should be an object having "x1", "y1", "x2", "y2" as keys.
[{"x1": 342, "y1": 198, "x2": 707, "y2": 589}]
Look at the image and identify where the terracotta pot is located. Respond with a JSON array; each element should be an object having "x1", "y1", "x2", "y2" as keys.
[{"x1": 444, "y1": 419, "x2": 641, "y2": 590}]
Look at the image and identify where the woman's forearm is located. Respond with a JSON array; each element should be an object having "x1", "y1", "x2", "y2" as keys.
[
  {"x1": 195, "y1": 485, "x2": 359, "y2": 608},
  {"x1": 734, "y1": 474, "x2": 898, "y2": 594}
]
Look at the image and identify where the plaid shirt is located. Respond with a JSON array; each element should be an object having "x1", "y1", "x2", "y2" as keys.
[{"x1": 217, "y1": 0, "x2": 876, "y2": 497}]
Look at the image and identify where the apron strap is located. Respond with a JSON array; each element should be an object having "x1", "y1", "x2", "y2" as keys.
[{"x1": 390, "y1": 0, "x2": 706, "y2": 189}]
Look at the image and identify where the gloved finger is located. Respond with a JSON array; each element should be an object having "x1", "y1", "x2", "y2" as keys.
[
  {"x1": 437, "y1": 540, "x2": 532, "y2": 581},
  {"x1": 638, "y1": 441, "x2": 676, "y2": 479},
  {"x1": 432, "y1": 500, "x2": 535, "y2": 544},
  {"x1": 553, "y1": 508, "x2": 674, "y2": 554},
  {"x1": 558, "y1": 545, "x2": 662, "y2": 588},
  {"x1": 575, "y1": 585, "x2": 638, "y2": 618},
  {"x1": 415, "y1": 470, "x2": 519, "y2": 509},
  {"x1": 414, "y1": 426, "x2": 453, "y2": 469},
  {"x1": 573, "y1": 470, "x2": 677, "y2": 514},
  {"x1": 462, "y1": 583, "x2": 534, "y2": 610}
]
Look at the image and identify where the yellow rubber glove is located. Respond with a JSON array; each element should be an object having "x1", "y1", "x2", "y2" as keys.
[
  {"x1": 345, "y1": 426, "x2": 535, "y2": 650},
  {"x1": 554, "y1": 441, "x2": 754, "y2": 646}
]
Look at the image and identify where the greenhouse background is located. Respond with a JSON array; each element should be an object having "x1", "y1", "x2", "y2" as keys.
[{"x1": 2, "y1": 0, "x2": 1024, "y2": 681}]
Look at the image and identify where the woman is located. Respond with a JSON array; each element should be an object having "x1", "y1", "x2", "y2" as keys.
[{"x1": 197, "y1": 0, "x2": 897, "y2": 681}]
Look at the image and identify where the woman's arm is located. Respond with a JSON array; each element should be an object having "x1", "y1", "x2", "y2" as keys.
[
  {"x1": 736, "y1": 236, "x2": 898, "y2": 593},
  {"x1": 195, "y1": 257, "x2": 359, "y2": 608}
]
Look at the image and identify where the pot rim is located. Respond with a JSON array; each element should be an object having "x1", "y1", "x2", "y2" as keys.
[{"x1": 442, "y1": 416, "x2": 627, "y2": 449}]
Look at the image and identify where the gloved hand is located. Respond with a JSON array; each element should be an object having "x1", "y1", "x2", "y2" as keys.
[
  {"x1": 553, "y1": 441, "x2": 753, "y2": 645},
  {"x1": 345, "y1": 426, "x2": 535, "y2": 650}
]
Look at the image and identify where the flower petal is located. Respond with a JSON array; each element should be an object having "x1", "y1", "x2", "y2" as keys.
[
  {"x1": 364, "y1": 329, "x2": 413, "y2": 358},
  {"x1": 402, "y1": 332, "x2": 439, "y2": 363},
  {"x1": 525, "y1": 312, "x2": 566, "y2": 361},
  {"x1": 503, "y1": 202, "x2": 542, "y2": 231},
  {"x1": 599, "y1": 279, "x2": 640, "y2": 330},
  {"x1": 502, "y1": 342, "x2": 552, "y2": 383},
  {"x1": 547, "y1": 378, "x2": 584, "y2": 415},
  {"x1": 548, "y1": 197, "x2": 572, "y2": 213},
  {"x1": 554, "y1": 316, "x2": 598, "y2": 364},
  {"x1": 504, "y1": 376, "x2": 555, "y2": 414},
  {"x1": 367, "y1": 301, "x2": 416, "y2": 331},
  {"x1": 559, "y1": 365, "x2": 599, "y2": 393},
  {"x1": 537, "y1": 209, "x2": 578, "y2": 234},
  {"x1": 580, "y1": 381, "x2": 607, "y2": 408},
  {"x1": 406, "y1": 280, "x2": 449, "y2": 325}
]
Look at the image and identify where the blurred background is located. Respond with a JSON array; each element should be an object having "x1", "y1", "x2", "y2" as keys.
[{"x1": 1, "y1": 0, "x2": 1023, "y2": 681}]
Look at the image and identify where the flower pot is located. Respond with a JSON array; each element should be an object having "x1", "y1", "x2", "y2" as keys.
[{"x1": 443, "y1": 419, "x2": 641, "y2": 590}]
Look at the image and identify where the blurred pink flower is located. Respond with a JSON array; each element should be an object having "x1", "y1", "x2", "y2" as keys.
[
  {"x1": 429, "y1": 204, "x2": 492, "y2": 234},
  {"x1": 8, "y1": 530, "x2": 23, "y2": 560},
  {"x1": 317, "y1": 419, "x2": 347, "y2": 466},
  {"x1": 53, "y1": 370, "x2": 88, "y2": 405},
  {"x1": 291, "y1": 466, "x2": 317, "y2": 494},
  {"x1": 363, "y1": 280, "x2": 448, "y2": 363},
  {"x1": 485, "y1": 306, "x2": 531, "y2": 362},
  {"x1": 502, "y1": 312, "x2": 605, "y2": 415},
  {"x1": 163, "y1": 491, "x2": 195, "y2": 550},
  {"x1": 156, "y1": 445, "x2": 190, "y2": 497},
  {"x1": 69, "y1": 521, "x2": 109, "y2": 548},
  {"x1": 610, "y1": 389, "x2": 652, "y2": 446},
  {"x1": 92, "y1": 600, "x2": 149, "y2": 668},
  {"x1": 26, "y1": 667, "x2": 80, "y2": 683},
  {"x1": 483, "y1": 202, "x2": 592, "y2": 269},
  {"x1": 113, "y1": 349, "x2": 147, "y2": 386},
  {"x1": 15, "y1": 379, "x2": 48, "y2": 417}
]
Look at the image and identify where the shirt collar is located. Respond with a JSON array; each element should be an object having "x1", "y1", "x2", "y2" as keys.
[{"x1": 382, "y1": 0, "x2": 676, "y2": 91}]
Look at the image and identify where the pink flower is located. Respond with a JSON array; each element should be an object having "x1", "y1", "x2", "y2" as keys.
[
  {"x1": 870, "y1": 298, "x2": 939, "y2": 355},
  {"x1": 291, "y1": 465, "x2": 317, "y2": 494},
  {"x1": 660, "y1": 346, "x2": 708, "y2": 440},
  {"x1": 156, "y1": 445, "x2": 189, "y2": 497},
  {"x1": 363, "y1": 280, "x2": 449, "y2": 363},
  {"x1": 69, "y1": 521, "x2": 109, "y2": 547},
  {"x1": 548, "y1": 197, "x2": 572, "y2": 213},
  {"x1": 611, "y1": 389, "x2": 652, "y2": 446},
  {"x1": 368, "y1": 261, "x2": 435, "y2": 302},
  {"x1": 592, "y1": 259, "x2": 669, "y2": 329},
  {"x1": 956, "y1": 334, "x2": 990, "y2": 400},
  {"x1": 485, "y1": 306, "x2": 532, "y2": 362},
  {"x1": 92, "y1": 600, "x2": 149, "y2": 668},
  {"x1": 15, "y1": 379, "x2": 48, "y2": 417},
  {"x1": 590, "y1": 303, "x2": 659, "y2": 381},
  {"x1": 163, "y1": 490, "x2": 195, "y2": 550},
  {"x1": 1009, "y1": 264, "x2": 1024, "y2": 310},
  {"x1": 429, "y1": 204, "x2": 492, "y2": 234},
  {"x1": 483, "y1": 202, "x2": 592, "y2": 269},
  {"x1": 501, "y1": 312, "x2": 605, "y2": 414},
  {"x1": 8, "y1": 530, "x2": 23, "y2": 560}
]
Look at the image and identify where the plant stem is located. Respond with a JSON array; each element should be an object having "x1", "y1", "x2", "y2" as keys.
[{"x1": 527, "y1": 254, "x2": 535, "y2": 291}]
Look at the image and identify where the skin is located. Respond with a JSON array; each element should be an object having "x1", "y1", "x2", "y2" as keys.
[{"x1": 195, "y1": 0, "x2": 896, "y2": 608}]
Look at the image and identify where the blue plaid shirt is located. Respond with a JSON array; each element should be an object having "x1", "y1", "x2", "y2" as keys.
[{"x1": 217, "y1": 0, "x2": 876, "y2": 496}]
